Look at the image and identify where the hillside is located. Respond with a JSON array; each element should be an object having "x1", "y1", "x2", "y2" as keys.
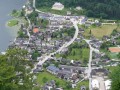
[{"x1": 36, "y1": 0, "x2": 120, "y2": 19}]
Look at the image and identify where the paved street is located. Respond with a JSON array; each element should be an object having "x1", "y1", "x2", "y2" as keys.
[{"x1": 96, "y1": 76, "x2": 106, "y2": 90}]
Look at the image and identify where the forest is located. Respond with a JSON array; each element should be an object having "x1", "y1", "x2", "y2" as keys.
[{"x1": 36, "y1": 0, "x2": 120, "y2": 19}]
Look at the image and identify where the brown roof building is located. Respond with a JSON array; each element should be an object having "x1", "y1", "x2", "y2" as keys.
[{"x1": 109, "y1": 47, "x2": 120, "y2": 53}]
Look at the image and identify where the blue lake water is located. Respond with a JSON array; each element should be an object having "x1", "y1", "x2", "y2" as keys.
[{"x1": 0, "y1": 0, "x2": 26, "y2": 52}]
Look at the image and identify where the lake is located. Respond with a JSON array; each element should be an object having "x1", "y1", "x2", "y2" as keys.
[{"x1": 0, "y1": 0, "x2": 26, "y2": 52}]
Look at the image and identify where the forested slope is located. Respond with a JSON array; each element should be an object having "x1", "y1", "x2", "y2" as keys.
[{"x1": 36, "y1": 0, "x2": 120, "y2": 19}]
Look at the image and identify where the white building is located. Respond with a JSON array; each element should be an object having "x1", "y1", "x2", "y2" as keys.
[
  {"x1": 76, "y1": 6, "x2": 82, "y2": 10},
  {"x1": 78, "y1": 16, "x2": 87, "y2": 25},
  {"x1": 52, "y1": 2, "x2": 64, "y2": 10},
  {"x1": 92, "y1": 79, "x2": 99, "y2": 89},
  {"x1": 105, "y1": 80, "x2": 111, "y2": 90}
]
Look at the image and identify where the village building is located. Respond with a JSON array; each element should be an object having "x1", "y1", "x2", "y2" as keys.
[
  {"x1": 76, "y1": 6, "x2": 82, "y2": 11},
  {"x1": 33, "y1": 27, "x2": 39, "y2": 33},
  {"x1": 24, "y1": 5, "x2": 33, "y2": 14},
  {"x1": 52, "y1": 2, "x2": 64, "y2": 10},
  {"x1": 105, "y1": 80, "x2": 111, "y2": 90},
  {"x1": 91, "y1": 68, "x2": 109, "y2": 76},
  {"x1": 109, "y1": 47, "x2": 120, "y2": 53},
  {"x1": 46, "y1": 65, "x2": 59, "y2": 75},
  {"x1": 78, "y1": 16, "x2": 87, "y2": 25},
  {"x1": 92, "y1": 79, "x2": 99, "y2": 89}
]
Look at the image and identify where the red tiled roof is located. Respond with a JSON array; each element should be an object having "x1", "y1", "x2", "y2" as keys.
[{"x1": 33, "y1": 28, "x2": 39, "y2": 33}]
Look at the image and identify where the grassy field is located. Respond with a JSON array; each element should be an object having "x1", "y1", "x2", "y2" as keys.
[
  {"x1": 56, "y1": 41, "x2": 90, "y2": 65},
  {"x1": 83, "y1": 24, "x2": 120, "y2": 39},
  {"x1": 55, "y1": 48, "x2": 90, "y2": 62},
  {"x1": 74, "y1": 80, "x2": 89, "y2": 90},
  {"x1": 37, "y1": 71, "x2": 67, "y2": 88},
  {"x1": 106, "y1": 66, "x2": 119, "y2": 72},
  {"x1": 104, "y1": 50, "x2": 120, "y2": 61},
  {"x1": 109, "y1": 53, "x2": 118, "y2": 59},
  {"x1": 37, "y1": 71, "x2": 89, "y2": 90},
  {"x1": 66, "y1": 48, "x2": 89, "y2": 61},
  {"x1": 7, "y1": 19, "x2": 19, "y2": 27}
]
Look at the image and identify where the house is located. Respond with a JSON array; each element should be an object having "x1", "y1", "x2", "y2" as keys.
[
  {"x1": 76, "y1": 6, "x2": 82, "y2": 11},
  {"x1": 42, "y1": 80, "x2": 63, "y2": 90},
  {"x1": 24, "y1": 5, "x2": 33, "y2": 14},
  {"x1": 92, "y1": 79, "x2": 99, "y2": 89},
  {"x1": 67, "y1": 11, "x2": 71, "y2": 15},
  {"x1": 79, "y1": 28, "x2": 84, "y2": 32},
  {"x1": 33, "y1": 65, "x2": 43, "y2": 73},
  {"x1": 91, "y1": 68, "x2": 109, "y2": 76},
  {"x1": 57, "y1": 70, "x2": 79, "y2": 83},
  {"x1": 109, "y1": 47, "x2": 120, "y2": 53},
  {"x1": 102, "y1": 35, "x2": 110, "y2": 41},
  {"x1": 46, "y1": 65, "x2": 59, "y2": 75},
  {"x1": 52, "y1": 2, "x2": 64, "y2": 10},
  {"x1": 33, "y1": 27, "x2": 39, "y2": 33},
  {"x1": 105, "y1": 80, "x2": 111, "y2": 90},
  {"x1": 78, "y1": 16, "x2": 87, "y2": 25},
  {"x1": 59, "y1": 65, "x2": 86, "y2": 73}
]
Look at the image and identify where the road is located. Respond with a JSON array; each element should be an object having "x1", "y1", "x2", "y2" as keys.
[
  {"x1": 84, "y1": 39, "x2": 100, "y2": 90},
  {"x1": 32, "y1": 19, "x2": 79, "y2": 72},
  {"x1": 84, "y1": 39, "x2": 93, "y2": 90},
  {"x1": 25, "y1": 14, "x2": 31, "y2": 40}
]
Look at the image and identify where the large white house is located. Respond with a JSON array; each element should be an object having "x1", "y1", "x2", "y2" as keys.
[
  {"x1": 52, "y1": 2, "x2": 64, "y2": 10},
  {"x1": 92, "y1": 79, "x2": 99, "y2": 89}
]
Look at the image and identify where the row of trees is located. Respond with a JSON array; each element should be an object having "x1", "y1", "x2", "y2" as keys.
[{"x1": 36, "y1": 0, "x2": 120, "y2": 19}]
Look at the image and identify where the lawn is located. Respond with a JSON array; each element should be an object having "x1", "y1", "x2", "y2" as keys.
[
  {"x1": 106, "y1": 66, "x2": 119, "y2": 72},
  {"x1": 74, "y1": 80, "x2": 89, "y2": 90},
  {"x1": 66, "y1": 48, "x2": 90, "y2": 62},
  {"x1": 7, "y1": 19, "x2": 19, "y2": 27},
  {"x1": 83, "y1": 24, "x2": 120, "y2": 39},
  {"x1": 55, "y1": 41, "x2": 90, "y2": 65},
  {"x1": 107, "y1": 52, "x2": 120, "y2": 61},
  {"x1": 109, "y1": 53, "x2": 118, "y2": 59},
  {"x1": 37, "y1": 71, "x2": 89, "y2": 90},
  {"x1": 37, "y1": 71, "x2": 67, "y2": 89}
]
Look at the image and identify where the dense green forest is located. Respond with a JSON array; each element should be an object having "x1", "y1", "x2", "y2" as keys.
[{"x1": 36, "y1": 0, "x2": 120, "y2": 19}]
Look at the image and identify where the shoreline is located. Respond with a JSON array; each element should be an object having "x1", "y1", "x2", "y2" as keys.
[{"x1": 0, "y1": 3, "x2": 26, "y2": 53}]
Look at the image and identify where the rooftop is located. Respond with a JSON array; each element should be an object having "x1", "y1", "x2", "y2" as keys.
[
  {"x1": 33, "y1": 28, "x2": 39, "y2": 33},
  {"x1": 109, "y1": 47, "x2": 120, "y2": 53},
  {"x1": 47, "y1": 65, "x2": 59, "y2": 73}
]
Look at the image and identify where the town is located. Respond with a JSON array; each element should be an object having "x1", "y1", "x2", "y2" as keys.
[{"x1": 2, "y1": 0, "x2": 120, "y2": 90}]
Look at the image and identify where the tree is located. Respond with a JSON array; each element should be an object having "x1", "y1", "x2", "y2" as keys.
[
  {"x1": 32, "y1": 50, "x2": 41, "y2": 60},
  {"x1": 110, "y1": 66, "x2": 120, "y2": 90},
  {"x1": 12, "y1": 9, "x2": 17, "y2": 14},
  {"x1": 28, "y1": 11, "x2": 38, "y2": 24},
  {"x1": 66, "y1": 82, "x2": 72, "y2": 89},
  {"x1": 42, "y1": 77, "x2": 48, "y2": 83},
  {"x1": 111, "y1": 29, "x2": 118, "y2": 36},
  {"x1": 117, "y1": 53, "x2": 120, "y2": 59},
  {"x1": 0, "y1": 48, "x2": 34, "y2": 90}
]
